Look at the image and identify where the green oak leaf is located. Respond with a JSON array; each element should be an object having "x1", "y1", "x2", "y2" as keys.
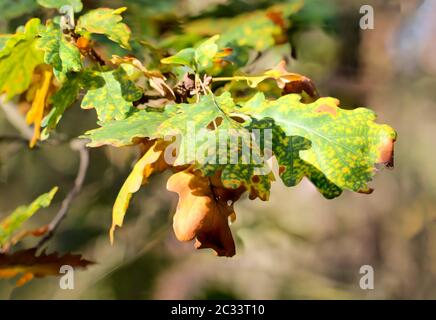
[
  {"x1": 83, "y1": 108, "x2": 168, "y2": 147},
  {"x1": 0, "y1": 35, "x2": 13, "y2": 51},
  {"x1": 238, "y1": 92, "x2": 397, "y2": 193},
  {"x1": 0, "y1": 35, "x2": 22, "y2": 56},
  {"x1": 195, "y1": 35, "x2": 219, "y2": 71},
  {"x1": 36, "y1": 0, "x2": 83, "y2": 12},
  {"x1": 37, "y1": 21, "x2": 82, "y2": 82},
  {"x1": 161, "y1": 35, "x2": 219, "y2": 72},
  {"x1": 84, "y1": 93, "x2": 232, "y2": 148},
  {"x1": 184, "y1": 2, "x2": 303, "y2": 51},
  {"x1": 161, "y1": 48, "x2": 195, "y2": 68},
  {"x1": 151, "y1": 92, "x2": 249, "y2": 167},
  {"x1": 248, "y1": 118, "x2": 342, "y2": 199},
  {"x1": 41, "y1": 72, "x2": 82, "y2": 134},
  {"x1": 84, "y1": 92, "x2": 273, "y2": 199},
  {"x1": 0, "y1": 36, "x2": 11, "y2": 51},
  {"x1": 0, "y1": 187, "x2": 58, "y2": 247},
  {"x1": 76, "y1": 7, "x2": 131, "y2": 49},
  {"x1": 0, "y1": 18, "x2": 44, "y2": 100},
  {"x1": 81, "y1": 68, "x2": 143, "y2": 122},
  {"x1": 275, "y1": 134, "x2": 343, "y2": 199}
]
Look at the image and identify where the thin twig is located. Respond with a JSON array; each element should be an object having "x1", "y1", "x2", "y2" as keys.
[
  {"x1": 37, "y1": 139, "x2": 90, "y2": 249},
  {"x1": 0, "y1": 135, "x2": 29, "y2": 145},
  {"x1": 0, "y1": 96, "x2": 33, "y2": 141}
]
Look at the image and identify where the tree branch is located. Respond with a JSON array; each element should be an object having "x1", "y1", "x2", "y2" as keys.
[
  {"x1": 0, "y1": 135, "x2": 29, "y2": 145},
  {"x1": 0, "y1": 96, "x2": 33, "y2": 141},
  {"x1": 37, "y1": 139, "x2": 90, "y2": 248}
]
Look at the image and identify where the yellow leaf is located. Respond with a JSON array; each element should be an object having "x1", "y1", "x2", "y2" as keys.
[
  {"x1": 26, "y1": 66, "x2": 53, "y2": 148},
  {"x1": 110, "y1": 141, "x2": 163, "y2": 244}
]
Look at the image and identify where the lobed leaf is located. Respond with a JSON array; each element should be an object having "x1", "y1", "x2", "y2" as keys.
[
  {"x1": 76, "y1": 7, "x2": 131, "y2": 49},
  {"x1": 239, "y1": 93, "x2": 397, "y2": 193},
  {"x1": 81, "y1": 68, "x2": 143, "y2": 122},
  {"x1": 37, "y1": 21, "x2": 82, "y2": 82},
  {"x1": 161, "y1": 35, "x2": 220, "y2": 72},
  {"x1": 0, "y1": 18, "x2": 44, "y2": 100},
  {"x1": 184, "y1": 2, "x2": 303, "y2": 51},
  {"x1": 249, "y1": 118, "x2": 342, "y2": 199},
  {"x1": 85, "y1": 92, "x2": 274, "y2": 200},
  {"x1": 83, "y1": 108, "x2": 169, "y2": 147},
  {"x1": 167, "y1": 170, "x2": 241, "y2": 257},
  {"x1": 110, "y1": 142, "x2": 164, "y2": 244}
]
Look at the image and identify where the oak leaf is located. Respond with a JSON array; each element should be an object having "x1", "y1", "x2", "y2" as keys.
[
  {"x1": 239, "y1": 92, "x2": 397, "y2": 193},
  {"x1": 0, "y1": 248, "x2": 92, "y2": 286},
  {"x1": 81, "y1": 68, "x2": 142, "y2": 122},
  {"x1": 37, "y1": 21, "x2": 82, "y2": 82},
  {"x1": 0, "y1": 18, "x2": 44, "y2": 100},
  {"x1": 76, "y1": 7, "x2": 131, "y2": 49},
  {"x1": 167, "y1": 170, "x2": 244, "y2": 257},
  {"x1": 110, "y1": 141, "x2": 164, "y2": 244}
]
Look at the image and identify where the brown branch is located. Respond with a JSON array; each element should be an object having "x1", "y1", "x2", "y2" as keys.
[
  {"x1": 37, "y1": 139, "x2": 90, "y2": 249},
  {"x1": 88, "y1": 47, "x2": 106, "y2": 66}
]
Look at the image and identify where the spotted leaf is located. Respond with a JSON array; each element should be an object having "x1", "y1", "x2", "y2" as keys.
[
  {"x1": 239, "y1": 93, "x2": 397, "y2": 193},
  {"x1": 76, "y1": 7, "x2": 131, "y2": 49},
  {"x1": 37, "y1": 21, "x2": 82, "y2": 82},
  {"x1": 184, "y1": 2, "x2": 303, "y2": 51},
  {"x1": 0, "y1": 18, "x2": 44, "y2": 100},
  {"x1": 81, "y1": 68, "x2": 143, "y2": 122}
]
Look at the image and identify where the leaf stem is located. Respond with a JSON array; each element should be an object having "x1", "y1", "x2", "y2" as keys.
[{"x1": 212, "y1": 76, "x2": 249, "y2": 82}]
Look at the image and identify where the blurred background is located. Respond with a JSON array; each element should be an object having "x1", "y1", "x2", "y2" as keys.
[{"x1": 1, "y1": 0, "x2": 435, "y2": 299}]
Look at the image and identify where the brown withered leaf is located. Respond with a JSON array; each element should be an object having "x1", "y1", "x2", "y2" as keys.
[
  {"x1": 0, "y1": 248, "x2": 93, "y2": 286},
  {"x1": 167, "y1": 170, "x2": 245, "y2": 257},
  {"x1": 265, "y1": 60, "x2": 319, "y2": 99}
]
